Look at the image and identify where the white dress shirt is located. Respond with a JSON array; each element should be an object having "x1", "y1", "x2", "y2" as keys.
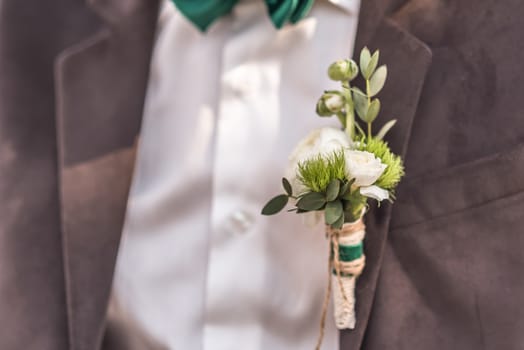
[{"x1": 112, "y1": 0, "x2": 360, "y2": 349}]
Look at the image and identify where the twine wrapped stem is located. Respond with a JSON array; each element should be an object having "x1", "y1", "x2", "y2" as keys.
[{"x1": 315, "y1": 217, "x2": 366, "y2": 350}]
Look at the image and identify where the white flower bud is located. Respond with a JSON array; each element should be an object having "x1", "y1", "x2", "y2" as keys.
[
  {"x1": 324, "y1": 93, "x2": 344, "y2": 112},
  {"x1": 316, "y1": 91, "x2": 345, "y2": 116}
]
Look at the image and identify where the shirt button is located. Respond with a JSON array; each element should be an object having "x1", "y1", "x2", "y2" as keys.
[
  {"x1": 228, "y1": 210, "x2": 255, "y2": 234},
  {"x1": 226, "y1": 79, "x2": 250, "y2": 97},
  {"x1": 223, "y1": 68, "x2": 258, "y2": 97}
]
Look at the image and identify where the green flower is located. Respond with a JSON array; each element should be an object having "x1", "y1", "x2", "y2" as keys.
[{"x1": 297, "y1": 150, "x2": 346, "y2": 193}]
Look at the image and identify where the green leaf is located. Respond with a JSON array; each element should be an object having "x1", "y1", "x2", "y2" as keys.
[
  {"x1": 376, "y1": 119, "x2": 397, "y2": 140},
  {"x1": 359, "y1": 47, "x2": 371, "y2": 76},
  {"x1": 339, "y1": 182, "x2": 349, "y2": 198},
  {"x1": 354, "y1": 120, "x2": 366, "y2": 137},
  {"x1": 343, "y1": 190, "x2": 367, "y2": 209},
  {"x1": 364, "y1": 98, "x2": 381, "y2": 123},
  {"x1": 325, "y1": 200, "x2": 343, "y2": 225},
  {"x1": 326, "y1": 179, "x2": 340, "y2": 202},
  {"x1": 282, "y1": 178, "x2": 292, "y2": 196},
  {"x1": 261, "y1": 194, "x2": 289, "y2": 215},
  {"x1": 339, "y1": 179, "x2": 355, "y2": 197},
  {"x1": 364, "y1": 50, "x2": 380, "y2": 80},
  {"x1": 350, "y1": 87, "x2": 367, "y2": 97},
  {"x1": 342, "y1": 192, "x2": 353, "y2": 201},
  {"x1": 341, "y1": 179, "x2": 356, "y2": 200},
  {"x1": 353, "y1": 88, "x2": 368, "y2": 122},
  {"x1": 296, "y1": 192, "x2": 326, "y2": 211},
  {"x1": 369, "y1": 65, "x2": 387, "y2": 96},
  {"x1": 332, "y1": 212, "x2": 345, "y2": 229}
]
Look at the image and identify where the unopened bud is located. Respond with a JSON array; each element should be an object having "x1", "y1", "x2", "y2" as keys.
[
  {"x1": 327, "y1": 59, "x2": 358, "y2": 81},
  {"x1": 316, "y1": 91, "x2": 345, "y2": 116}
]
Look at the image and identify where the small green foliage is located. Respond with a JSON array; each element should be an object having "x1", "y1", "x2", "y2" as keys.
[
  {"x1": 316, "y1": 48, "x2": 388, "y2": 141},
  {"x1": 296, "y1": 192, "x2": 326, "y2": 211},
  {"x1": 359, "y1": 47, "x2": 371, "y2": 76},
  {"x1": 365, "y1": 98, "x2": 381, "y2": 123},
  {"x1": 369, "y1": 65, "x2": 387, "y2": 96},
  {"x1": 325, "y1": 200, "x2": 344, "y2": 225},
  {"x1": 339, "y1": 178, "x2": 354, "y2": 199},
  {"x1": 326, "y1": 179, "x2": 341, "y2": 202},
  {"x1": 297, "y1": 151, "x2": 346, "y2": 193},
  {"x1": 376, "y1": 119, "x2": 396, "y2": 140},
  {"x1": 282, "y1": 177, "x2": 292, "y2": 196},
  {"x1": 343, "y1": 190, "x2": 367, "y2": 222},
  {"x1": 358, "y1": 137, "x2": 404, "y2": 190},
  {"x1": 363, "y1": 50, "x2": 379, "y2": 79},
  {"x1": 331, "y1": 213, "x2": 345, "y2": 229},
  {"x1": 353, "y1": 87, "x2": 369, "y2": 123},
  {"x1": 262, "y1": 194, "x2": 289, "y2": 215}
]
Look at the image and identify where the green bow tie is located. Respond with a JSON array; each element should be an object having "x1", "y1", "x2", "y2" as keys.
[{"x1": 171, "y1": 0, "x2": 315, "y2": 31}]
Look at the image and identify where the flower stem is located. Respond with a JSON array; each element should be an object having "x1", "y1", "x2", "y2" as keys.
[
  {"x1": 338, "y1": 113, "x2": 348, "y2": 129},
  {"x1": 366, "y1": 79, "x2": 371, "y2": 105},
  {"x1": 342, "y1": 81, "x2": 354, "y2": 140},
  {"x1": 365, "y1": 78, "x2": 372, "y2": 139}
]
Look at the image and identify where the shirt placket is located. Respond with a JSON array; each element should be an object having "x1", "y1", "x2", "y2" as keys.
[{"x1": 202, "y1": 6, "x2": 282, "y2": 350}]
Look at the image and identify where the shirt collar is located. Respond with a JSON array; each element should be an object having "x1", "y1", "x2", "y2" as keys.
[
  {"x1": 326, "y1": 0, "x2": 360, "y2": 15},
  {"x1": 162, "y1": 0, "x2": 361, "y2": 25}
]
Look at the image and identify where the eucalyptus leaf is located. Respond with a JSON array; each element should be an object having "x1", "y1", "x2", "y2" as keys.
[
  {"x1": 376, "y1": 119, "x2": 397, "y2": 140},
  {"x1": 261, "y1": 194, "x2": 289, "y2": 215},
  {"x1": 342, "y1": 179, "x2": 357, "y2": 200},
  {"x1": 343, "y1": 191, "x2": 367, "y2": 211},
  {"x1": 342, "y1": 192, "x2": 353, "y2": 201},
  {"x1": 296, "y1": 192, "x2": 326, "y2": 211},
  {"x1": 353, "y1": 88, "x2": 369, "y2": 122},
  {"x1": 359, "y1": 47, "x2": 371, "y2": 75},
  {"x1": 282, "y1": 177, "x2": 293, "y2": 196},
  {"x1": 350, "y1": 87, "x2": 367, "y2": 97},
  {"x1": 364, "y1": 50, "x2": 380, "y2": 80},
  {"x1": 326, "y1": 179, "x2": 340, "y2": 202},
  {"x1": 364, "y1": 98, "x2": 381, "y2": 123},
  {"x1": 325, "y1": 200, "x2": 343, "y2": 225},
  {"x1": 332, "y1": 212, "x2": 345, "y2": 229},
  {"x1": 369, "y1": 65, "x2": 387, "y2": 96},
  {"x1": 339, "y1": 178, "x2": 353, "y2": 196},
  {"x1": 339, "y1": 182, "x2": 350, "y2": 198}
]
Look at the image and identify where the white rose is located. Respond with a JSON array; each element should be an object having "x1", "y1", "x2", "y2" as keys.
[
  {"x1": 344, "y1": 150, "x2": 387, "y2": 187},
  {"x1": 289, "y1": 127, "x2": 350, "y2": 162},
  {"x1": 360, "y1": 185, "x2": 389, "y2": 201},
  {"x1": 286, "y1": 127, "x2": 350, "y2": 194}
]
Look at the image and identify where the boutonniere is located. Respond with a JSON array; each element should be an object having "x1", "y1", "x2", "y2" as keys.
[{"x1": 261, "y1": 47, "x2": 405, "y2": 349}]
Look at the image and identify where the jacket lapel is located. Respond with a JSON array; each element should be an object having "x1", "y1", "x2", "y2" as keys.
[
  {"x1": 340, "y1": 2, "x2": 432, "y2": 349},
  {"x1": 55, "y1": 0, "x2": 159, "y2": 349}
]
